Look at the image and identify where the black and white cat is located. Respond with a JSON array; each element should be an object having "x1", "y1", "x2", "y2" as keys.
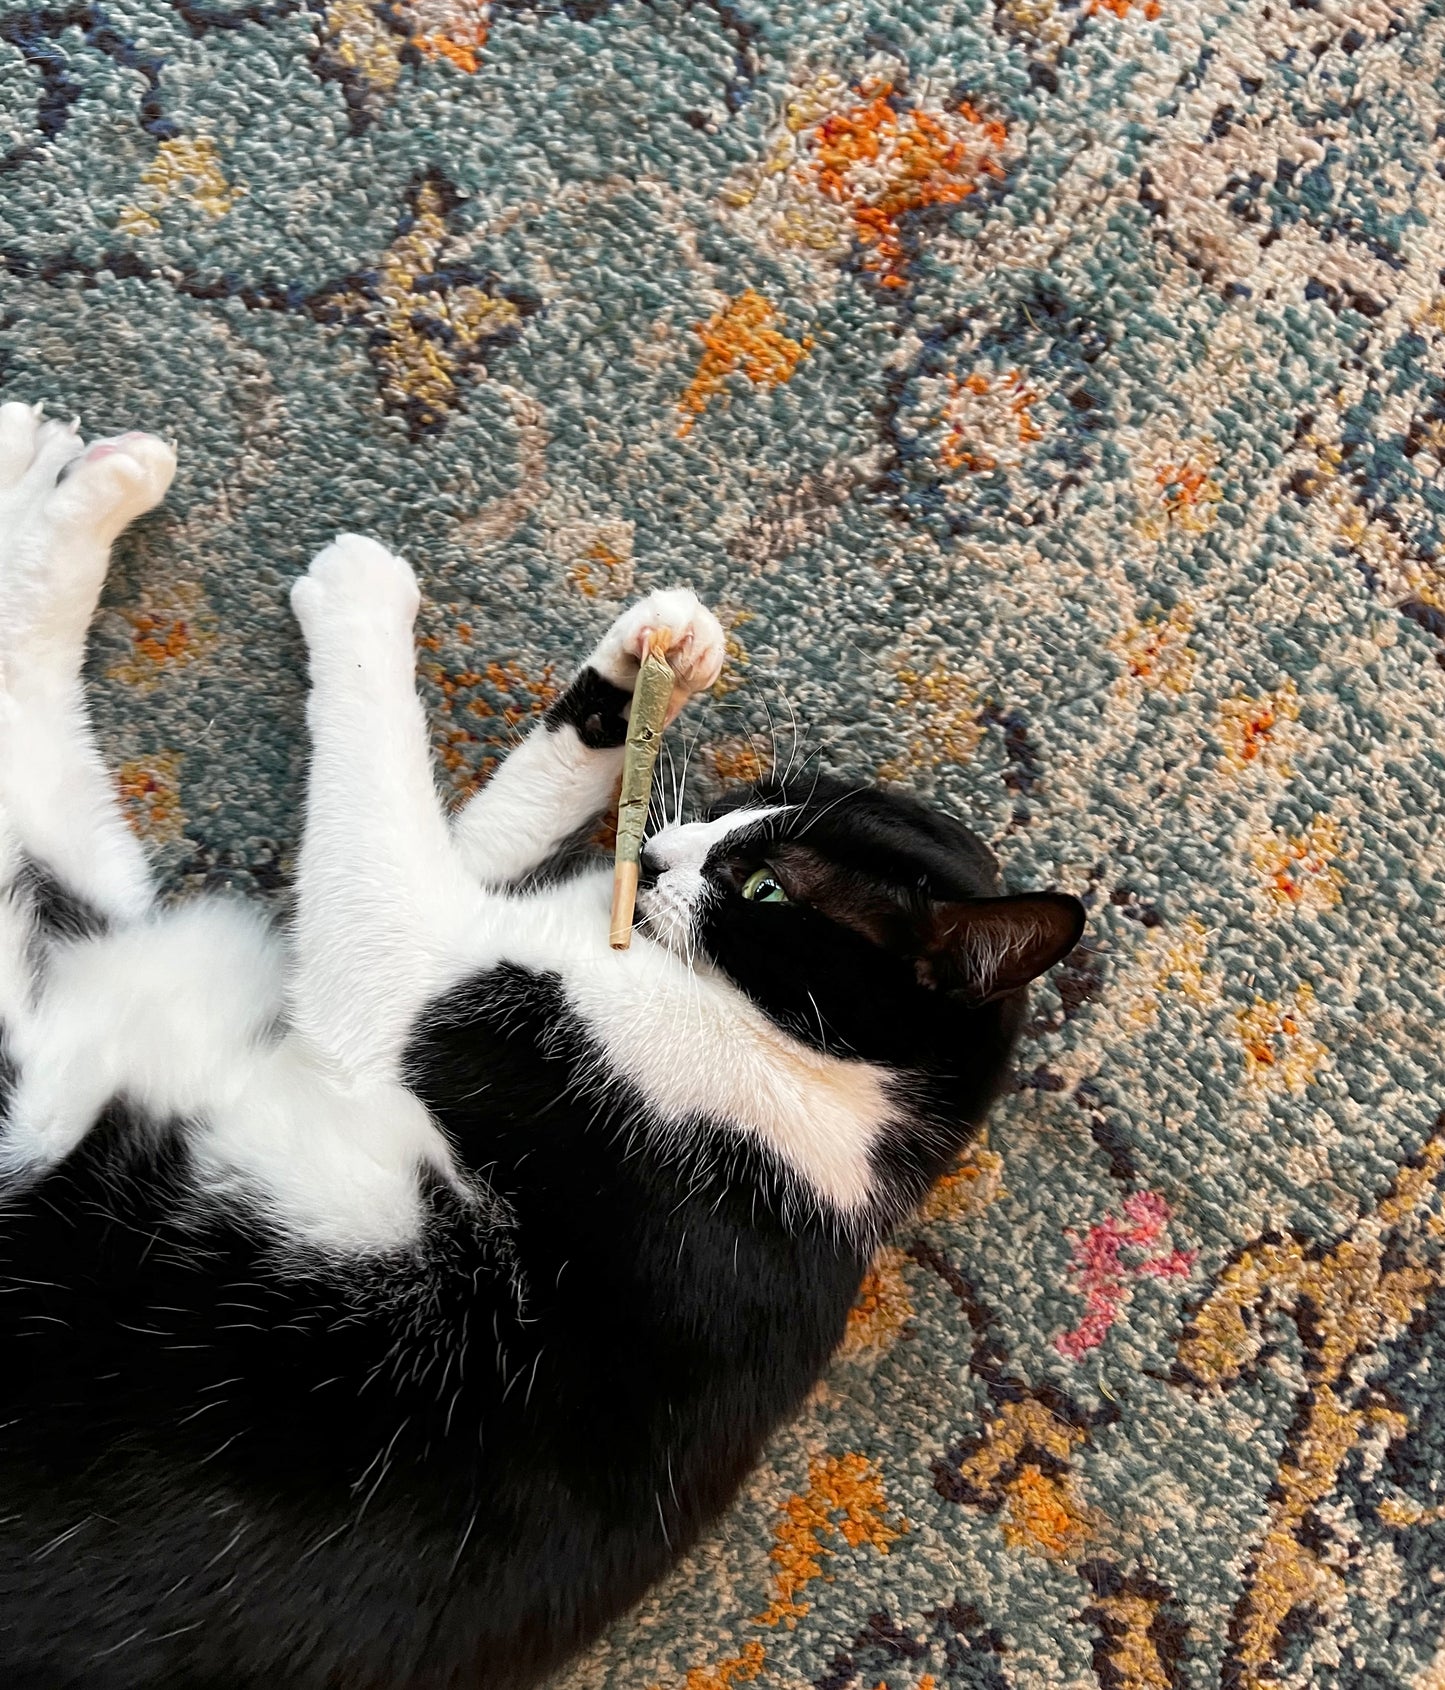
[{"x1": 0, "y1": 402, "x2": 1084, "y2": 1690}]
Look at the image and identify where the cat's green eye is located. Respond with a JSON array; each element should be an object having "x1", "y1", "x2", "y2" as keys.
[{"x1": 741, "y1": 868, "x2": 790, "y2": 905}]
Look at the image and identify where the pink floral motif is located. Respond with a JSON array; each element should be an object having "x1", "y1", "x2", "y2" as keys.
[{"x1": 1055, "y1": 1191, "x2": 1196, "y2": 1360}]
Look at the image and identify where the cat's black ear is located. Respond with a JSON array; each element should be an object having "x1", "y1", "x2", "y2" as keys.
[{"x1": 915, "y1": 892, "x2": 1085, "y2": 1001}]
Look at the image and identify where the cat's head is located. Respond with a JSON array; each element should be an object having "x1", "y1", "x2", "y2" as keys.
[{"x1": 636, "y1": 775, "x2": 1084, "y2": 1076}]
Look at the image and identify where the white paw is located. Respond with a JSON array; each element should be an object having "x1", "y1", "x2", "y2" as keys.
[
  {"x1": 49, "y1": 431, "x2": 177, "y2": 542},
  {"x1": 0, "y1": 401, "x2": 42, "y2": 486},
  {"x1": 291, "y1": 534, "x2": 420, "y2": 642},
  {"x1": 0, "y1": 404, "x2": 83, "y2": 513},
  {"x1": 592, "y1": 588, "x2": 726, "y2": 697},
  {"x1": 0, "y1": 412, "x2": 173, "y2": 667}
]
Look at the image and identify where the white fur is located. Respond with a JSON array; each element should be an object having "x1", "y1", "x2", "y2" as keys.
[
  {"x1": 449, "y1": 586, "x2": 724, "y2": 887},
  {"x1": 198, "y1": 1049, "x2": 455, "y2": 1252},
  {"x1": 286, "y1": 535, "x2": 478, "y2": 1086},
  {"x1": 0, "y1": 694, "x2": 155, "y2": 923},
  {"x1": 0, "y1": 411, "x2": 161, "y2": 924},
  {"x1": 451, "y1": 723, "x2": 624, "y2": 889},
  {"x1": 515, "y1": 872, "x2": 891, "y2": 1214},
  {"x1": 0, "y1": 825, "x2": 32, "y2": 1035},
  {"x1": 0, "y1": 900, "x2": 280, "y2": 1175},
  {"x1": 635, "y1": 806, "x2": 791, "y2": 954},
  {"x1": 0, "y1": 409, "x2": 172, "y2": 1091},
  {"x1": 0, "y1": 424, "x2": 888, "y2": 1254}
]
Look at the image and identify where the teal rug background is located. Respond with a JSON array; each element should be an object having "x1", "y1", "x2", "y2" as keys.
[{"x1": 4, "y1": 2, "x2": 1445, "y2": 1685}]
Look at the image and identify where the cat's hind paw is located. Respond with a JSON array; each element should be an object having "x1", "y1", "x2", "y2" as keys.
[
  {"x1": 0, "y1": 405, "x2": 84, "y2": 549},
  {"x1": 0, "y1": 407, "x2": 173, "y2": 552},
  {"x1": 50, "y1": 431, "x2": 177, "y2": 544},
  {"x1": 0, "y1": 412, "x2": 174, "y2": 671}
]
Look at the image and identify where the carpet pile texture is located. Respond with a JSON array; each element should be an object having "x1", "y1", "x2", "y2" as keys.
[{"x1": 3, "y1": 0, "x2": 1445, "y2": 1684}]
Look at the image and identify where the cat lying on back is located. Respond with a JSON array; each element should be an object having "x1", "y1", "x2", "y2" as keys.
[{"x1": 0, "y1": 400, "x2": 1084, "y2": 1690}]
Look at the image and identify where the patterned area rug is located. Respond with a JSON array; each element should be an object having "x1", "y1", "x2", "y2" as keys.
[{"x1": 4, "y1": 1, "x2": 1445, "y2": 1685}]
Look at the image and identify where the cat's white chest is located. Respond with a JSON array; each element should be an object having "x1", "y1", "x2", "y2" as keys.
[{"x1": 490, "y1": 873, "x2": 893, "y2": 1215}]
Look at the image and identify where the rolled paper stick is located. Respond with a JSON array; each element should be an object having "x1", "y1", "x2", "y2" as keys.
[{"x1": 610, "y1": 628, "x2": 675, "y2": 950}]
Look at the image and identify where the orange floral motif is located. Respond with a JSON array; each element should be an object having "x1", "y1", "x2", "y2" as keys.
[
  {"x1": 118, "y1": 752, "x2": 185, "y2": 847},
  {"x1": 107, "y1": 579, "x2": 215, "y2": 691},
  {"x1": 1090, "y1": 0, "x2": 1162, "y2": 16},
  {"x1": 1251, "y1": 816, "x2": 1347, "y2": 912},
  {"x1": 839, "y1": 1246, "x2": 913, "y2": 1360},
  {"x1": 679, "y1": 290, "x2": 812, "y2": 436},
  {"x1": 918, "y1": 1136, "x2": 1004, "y2": 1224},
  {"x1": 1002, "y1": 1462, "x2": 1092, "y2": 1558},
  {"x1": 1115, "y1": 605, "x2": 1196, "y2": 696},
  {"x1": 756, "y1": 1454, "x2": 902, "y2": 1626},
  {"x1": 1236, "y1": 984, "x2": 1327, "y2": 1093},
  {"x1": 568, "y1": 540, "x2": 627, "y2": 599},
  {"x1": 1154, "y1": 457, "x2": 1220, "y2": 528},
  {"x1": 724, "y1": 76, "x2": 1008, "y2": 288},
  {"x1": 938, "y1": 369, "x2": 1042, "y2": 476},
  {"x1": 127, "y1": 610, "x2": 191, "y2": 665},
  {"x1": 708, "y1": 737, "x2": 770, "y2": 785},
  {"x1": 323, "y1": 0, "x2": 488, "y2": 93},
  {"x1": 1218, "y1": 681, "x2": 1300, "y2": 776},
  {"x1": 418, "y1": 631, "x2": 559, "y2": 787},
  {"x1": 657, "y1": 1641, "x2": 766, "y2": 1690},
  {"x1": 877, "y1": 660, "x2": 983, "y2": 779},
  {"x1": 807, "y1": 85, "x2": 1007, "y2": 287},
  {"x1": 1135, "y1": 442, "x2": 1221, "y2": 539},
  {"x1": 409, "y1": 0, "x2": 490, "y2": 73}
]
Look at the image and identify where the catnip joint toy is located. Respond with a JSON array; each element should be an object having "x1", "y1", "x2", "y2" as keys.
[{"x1": 609, "y1": 627, "x2": 676, "y2": 950}]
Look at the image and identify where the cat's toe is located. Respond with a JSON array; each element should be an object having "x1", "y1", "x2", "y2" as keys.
[
  {"x1": 0, "y1": 405, "x2": 83, "y2": 499},
  {"x1": 0, "y1": 401, "x2": 44, "y2": 488},
  {"x1": 661, "y1": 609, "x2": 725, "y2": 695},
  {"x1": 600, "y1": 589, "x2": 726, "y2": 696},
  {"x1": 50, "y1": 431, "x2": 177, "y2": 542}
]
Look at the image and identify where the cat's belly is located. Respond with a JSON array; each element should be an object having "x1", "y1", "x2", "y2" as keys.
[
  {"x1": 0, "y1": 897, "x2": 281, "y2": 1179},
  {"x1": 1, "y1": 864, "x2": 893, "y2": 1254}
]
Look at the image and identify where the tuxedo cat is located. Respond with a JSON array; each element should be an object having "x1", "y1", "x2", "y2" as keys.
[{"x1": 0, "y1": 401, "x2": 1084, "y2": 1690}]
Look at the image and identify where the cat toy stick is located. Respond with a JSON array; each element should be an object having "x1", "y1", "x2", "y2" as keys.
[{"x1": 610, "y1": 628, "x2": 675, "y2": 950}]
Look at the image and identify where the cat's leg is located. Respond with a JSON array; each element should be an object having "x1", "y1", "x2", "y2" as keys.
[
  {"x1": 287, "y1": 535, "x2": 482, "y2": 1084},
  {"x1": 0, "y1": 402, "x2": 178, "y2": 1168},
  {"x1": 0, "y1": 402, "x2": 172, "y2": 1020},
  {"x1": 0, "y1": 401, "x2": 174, "y2": 925},
  {"x1": 449, "y1": 590, "x2": 725, "y2": 888}
]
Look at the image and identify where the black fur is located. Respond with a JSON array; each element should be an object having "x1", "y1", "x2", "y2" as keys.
[
  {"x1": 0, "y1": 854, "x2": 108, "y2": 1122},
  {"x1": 15, "y1": 857, "x2": 110, "y2": 946},
  {"x1": 543, "y1": 664, "x2": 632, "y2": 749},
  {"x1": 0, "y1": 778, "x2": 1083, "y2": 1688},
  {"x1": 686, "y1": 778, "x2": 1082, "y2": 1206}
]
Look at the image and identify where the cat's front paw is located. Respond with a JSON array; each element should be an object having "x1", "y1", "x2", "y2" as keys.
[
  {"x1": 592, "y1": 589, "x2": 726, "y2": 701},
  {"x1": 291, "y1": 534, "x2": 420, "y2": 646}
]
